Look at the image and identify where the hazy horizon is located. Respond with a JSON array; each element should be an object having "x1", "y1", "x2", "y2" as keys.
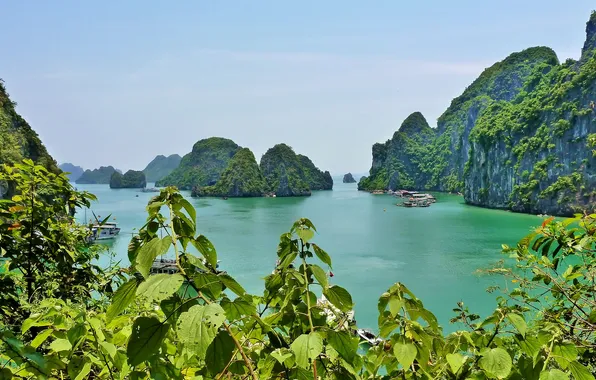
[{"x1": 1, "y1": 1, "x2": 594, "y2": 174}]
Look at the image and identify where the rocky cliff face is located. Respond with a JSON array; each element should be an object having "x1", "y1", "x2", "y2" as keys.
[
  {"x1": 343, "y1": 173, "x2": 356, "y2": 183},
  {"x1": 260, "y1": 144, "x2": 313, "y2": 197},
  {"x1": 59, "y1": 163, "x2": 84, "y2": 182},
  {"x1": 465, "y1": 15, "x2": 596, "y2": 215},
  {"x1": 297, "y1": 154, "x2": 333, "y2": 190},
  {"x1": 0, "y1": 79, "x2": 57, "y2": 172},
  {"x1": 76, "y1": 166, "x2": 118, "y2": 184},
  {"x1": 358, "y1": 112, "x2": 436, "y2": 190},
  {"x1": 156, "y1": 138, "x2": 240, "y2": 190},
  {"x1": 359, "y1": 13, "x2": 596, "y2": 216},
  {"x1": 143, "y1": 154, "x2": 182, "y2": 182},
  {"x1": 194, "y1": 148, "x2": 267, "y2": 197},
  {"x1": 110, "y1": 170, "x2": 146, "y2": 189}
]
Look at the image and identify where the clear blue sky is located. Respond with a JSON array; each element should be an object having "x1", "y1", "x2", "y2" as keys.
[{"x1": 1, "y1": 1, "x2": 594, "y2": 174}]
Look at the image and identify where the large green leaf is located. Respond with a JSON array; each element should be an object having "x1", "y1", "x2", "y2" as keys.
[
  {"x1": 507, "y1": 313, "x2": 527, "y2": 337},
  {"x1": 176, "y1": 304, "x2": 226, "y2": 359},
  {"x1": 479, "y1": 348, "x2": 512, "y2": 379},
  {"x1": 49, "y1": 338, "x2": 72, "y2": 352},
  {"x1": 178, "y1": 198, "x2": 196, "y2": 225},
  {"x1": 540, "y1": 369, "x2": 569, "y2": 380},
  {"x1": 219, "y1": 273, "x2": 246, "y2": 296},
  {"x1": 446, "y1": 353, "x2": 465, "y2": 374},
  {"x1": 552, "y1": 343, "x2": 578, "y2": 369},
  {"x1": 323, "y1": 285, "x2": 353, "y2": 312},
  {"x1": 136, "y1": 274, "x2": 184, "y2": 304},
  {"x1": 194, "y1": 272, "x2": 223, "y2": 299},
  {"x1": 221, "y1": 297, "x2": 256, "y2": 320},
  {"x1": 127, "y1": 316, "x2": 169, "y2": 366},
  {"x1": 568, "y1": 361, "x2": 595, "y2": 380},
  {"x1": 205, "y1": 330, "x2": 235, "y2": 375},
  {"x1": 393, "y1": 342, "x2": 417, "y2": 369},
  {"x1": 31, "y1": 329, "x2": 53, "y2": 348},
  {"x1": 388, "y1": 296, "x2": 404, "y2": 317},
  {"x1": 107, "y1": 278, "x2": 139, "y2": 321},
  {"x1": 135, "y1": 237, "x2": 172, "y2": 278},
  {"x1": 310, "y1": 264, "x2": 328, "y2": 288},
  {"x1": 312, "y1": 243, "x2": 332, "y2": 267},
  {"x1": 290, "y1": 332, "x2": 323, "y2": 369},
  {"x1": 296, "y1": 227, "x2": 315, "y2": 242},
  {"x1": 271, "y1": 348, "x2": 294, "y2": 365},
  {"x1": 327, "y1": 330, "x2": 358, "y2": 365},
  {"x1": 192, "y1": 235, "x2": 217, "y2": 268}
]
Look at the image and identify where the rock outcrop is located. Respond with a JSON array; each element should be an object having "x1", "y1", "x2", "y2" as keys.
[
  {"x1": 142, "y1": 154, "x2": 182, "y2": 182},
  {"x1": 260, "y1": 144, "x2": 312, "y2": 197},
  {"x1": 59, "y1": 163, "x2": 84, "y2": 182},
  {"x1": 343, "y1": 173, "x2": 356, "y2": 183},
  {"x1": 193, "y1": 148, "x2": 266, "y2": 197},
  {"x1": 156, "y1": 137, "x2": 240, "y2": 190},
  {"x1": 76, "y1": 166, "x2": 119, "y2": 184},
  {"x1": 359, "y1": 13, "x2": 596, "y2": 216},
  {"x1": 110, "y1": 170, "x2": 147, "y2": 189},
  {"x1": 297, "y1": 154, "x2": 333, "y2": 190},
  {"x1": 358, "y1": 112, "x2": 436, "y2": 190},
  {"x1": 0, "y1": 79, "x2": 58, "y2": 172}
]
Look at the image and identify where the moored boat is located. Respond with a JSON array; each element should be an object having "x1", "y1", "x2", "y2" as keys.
[{"x1": 90, "y1": 222, "x2": 120, "y2": 241}]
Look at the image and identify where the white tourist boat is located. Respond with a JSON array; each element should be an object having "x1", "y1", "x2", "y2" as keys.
[{"x1": 90, "y1": 222, "x2": 121, "y2": 240}]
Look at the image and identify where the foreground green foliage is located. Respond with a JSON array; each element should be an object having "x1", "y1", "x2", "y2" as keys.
[
  {"x1": 142, "y1": 154, "x2": 182, "y2": 183},
  {"x1": 76, "y1": 166, "x2": 119, "y2": 185},
  {"x1": 110, "y1": 170, "x2": 147, "y2": 189},
  {"x1": 1, "y1": 162, "x2": 595, "y2": 379}
]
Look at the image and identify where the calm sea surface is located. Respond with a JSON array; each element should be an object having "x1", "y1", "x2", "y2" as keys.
[{"x1": 75, "y1": 180, "x2": 542, "y2": 333}]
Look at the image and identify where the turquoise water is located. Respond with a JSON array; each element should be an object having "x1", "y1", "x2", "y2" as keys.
[{"x1": 75, "y1": 181, "x2": 542, "y2": 333}]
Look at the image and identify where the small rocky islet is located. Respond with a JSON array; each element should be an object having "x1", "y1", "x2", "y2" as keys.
[{"x1": 343, "y1": 173, "x2": 356, "y2": 183}]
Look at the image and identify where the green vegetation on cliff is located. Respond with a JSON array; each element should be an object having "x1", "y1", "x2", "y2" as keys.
[
  {"x1": 193, "y1": 148, "x2": 267, "y2": 197},
  {"x1": 156, "y1": 137, "x2": 239, "y2": 190},
  {"x1": 260, "y1": 144, "x2": 311, "y2": 196},
  {"x1": 358, "y1": 112, "x2": 436, "y2": 191},
  {"x1": 297, "y1": 154, "x2": 333, "y2": 190},
  {"x1": 110, "y1": 170, "x2": 146, "y2": 189},
  {"x1": 75, "y1": 166, "x2": 118, "y2": 184},
  {"x1": 359, "y1": 14, "x2": 596, "y2": 215},
  {"x1": 0, "y1": 79, "x2": 57, "y2": 172},
  {"x1": 142, "y1": 154, "x2": 181, "y2": 182}
]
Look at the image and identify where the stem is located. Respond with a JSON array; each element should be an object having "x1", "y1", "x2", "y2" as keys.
[
  {"x1": 26, "y1": 182, "x2": 35, "y2": 301},
  {"x1": 222, "y1": 323, "x2": 258, "y2": 380},
  {"x1": 300, "y1": 241, "x2": 318, "y2": 379},
  {"x1": 168, "y1": 205, "x2": 186, "y2": 276},
  {"x1": 88, "y1": 317, "x2": 115, "y2": 380},
  {"x1": 542, "y1": 338, "x2": 556, "y2": 371}
]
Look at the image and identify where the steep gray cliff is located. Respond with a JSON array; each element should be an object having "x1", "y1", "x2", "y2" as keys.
[{"x1": 359, "y1": 13, "x2": 596, "y2": 216}]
